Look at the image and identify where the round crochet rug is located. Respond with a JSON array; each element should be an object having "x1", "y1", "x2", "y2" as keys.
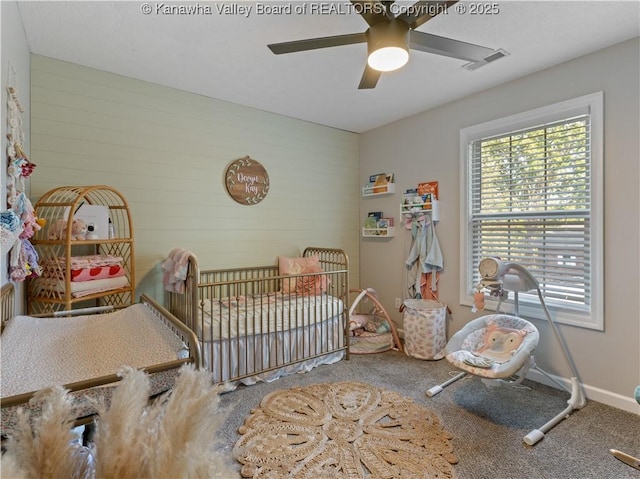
[{"x1": 233, "y1": 381, "x2": 458, "y2": 478}]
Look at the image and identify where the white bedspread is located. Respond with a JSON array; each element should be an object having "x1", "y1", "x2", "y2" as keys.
[
  {"x1": 1, "y1": 303, "x2": 186, "y2": 398},
  {"x1": 197, "y1": 294, "x2": 344, "y2": 340}
]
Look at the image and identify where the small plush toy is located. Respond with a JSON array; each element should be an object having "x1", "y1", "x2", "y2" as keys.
[
  {"x1": 349, "y1": 314, "x2": 369, "y2": 335},
  {"x1": 472, "y1": 290, "x2": 485, "y2": 313},
  {"x1": 48, "y1": 219, "x2": 87, "y2": 241}
]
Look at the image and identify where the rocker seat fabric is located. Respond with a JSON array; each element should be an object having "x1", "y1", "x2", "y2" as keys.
[{"x1": 446, "y1": 314, "x2": 539, "y2": 379}]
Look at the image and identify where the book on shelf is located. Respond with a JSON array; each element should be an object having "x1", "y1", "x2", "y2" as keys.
[
  {"x1": 402, "y1": 191, "x2": 420, "y2": 204},
  {"x1": 402, "y1": 192, "x2": 432, "y2": 210},
  {"x1": 369, "y1": 173, "x2": 394, "y2": 193},
  {"x1": 417, "y1": 181, "x2": 438, "y2": 200},
  {"x1": 369, "y1": 173, "x2": 394, "y2": 183},
  {"x1": 421, "y1": 193, "x2": 433, "y2": 206},
  {"x1": 364, "y1": 217, "x2": 378, "y2": 229}
]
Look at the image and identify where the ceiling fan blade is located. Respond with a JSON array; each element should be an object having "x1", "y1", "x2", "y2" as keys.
[
  {"x1": 268, "y1": 32, "x2": 366, "y2": 54},
  {"x1": 409, "y1": 30, "x2": 495, "y2": 62},
  {"x1": 397, "y1": 1, "x2": 458, "y2": 29},
  {"x1": 358, "y1": 64, "x2": 382, "y2": 89},
  {"x1": 350, "y1": 0, "x2": 392, "y2": 26}
]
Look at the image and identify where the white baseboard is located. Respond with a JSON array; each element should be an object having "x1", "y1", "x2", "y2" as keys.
[{"x1": 526, "y1": 369, "x2": 640, "y2": 415}]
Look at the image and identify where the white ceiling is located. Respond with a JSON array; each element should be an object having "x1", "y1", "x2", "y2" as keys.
[{"x1": 16, "y1": 1, "x2": 640, "y2": 133}]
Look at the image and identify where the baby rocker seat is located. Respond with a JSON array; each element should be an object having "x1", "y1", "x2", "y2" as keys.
[
  {"x1": 444, "y1": 314, "x2": 539, "y2": 380},
  {"x1": 427, "y1": 258, "x2": 586, "y2": 446}
]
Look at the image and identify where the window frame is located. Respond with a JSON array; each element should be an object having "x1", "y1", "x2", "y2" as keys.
[{"x1": 459, "y1": 92, "x2": 604, "y2": 330}]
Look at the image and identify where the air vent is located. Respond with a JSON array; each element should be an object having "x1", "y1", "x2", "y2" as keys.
[{"x1": 462, "y1": 49, "x2": 509, "y2": 71}]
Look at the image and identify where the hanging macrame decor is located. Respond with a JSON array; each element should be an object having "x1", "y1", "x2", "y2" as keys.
[
  {"x1": 3, "y1": 63, "x2": 42, "y2": 281},
  {"x1": 6, "y1": 64, "x2": 36, "y2": 207}
]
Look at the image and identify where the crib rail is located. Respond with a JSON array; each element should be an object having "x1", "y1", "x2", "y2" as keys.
[{"x1": 141, "y1": 294, "x2": 202, "y2": 370}]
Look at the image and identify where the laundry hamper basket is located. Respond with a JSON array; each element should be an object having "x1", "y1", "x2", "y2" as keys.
[{"x1": 401, "y1": 299, "x2": 447, "y2": 360}]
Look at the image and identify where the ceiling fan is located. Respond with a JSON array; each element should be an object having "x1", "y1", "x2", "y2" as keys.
[{"x1": 267, "y1": 0, "x2": 507, "y2": 89}]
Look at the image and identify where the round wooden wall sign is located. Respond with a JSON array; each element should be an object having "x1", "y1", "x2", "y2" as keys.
[{"x1": 225, "y1": 156, "x2": 270, "y2": 205}]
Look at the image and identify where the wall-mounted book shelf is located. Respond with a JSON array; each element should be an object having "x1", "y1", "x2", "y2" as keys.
[
  {"x1": 401, "y1": 202, "x2": 432, "y2": 214},
  {"x1": 362, "y1": 182, "x2": 395, "y2": 197},
  {"x1": 362, "y1": 227, "x2": 395, "y2": 238}
]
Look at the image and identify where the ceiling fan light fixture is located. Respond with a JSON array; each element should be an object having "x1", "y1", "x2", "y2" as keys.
[
  {"x1": 368, "y1": 46, "x2": 409, "y2": 72},
  {"x1": 366, "y1": 20, "x2": 410, "y2": 72}
]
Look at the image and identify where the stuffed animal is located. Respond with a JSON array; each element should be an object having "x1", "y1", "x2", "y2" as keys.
[
  {"x1": 48, "y1": 218, "x2": 87, "y2": 241},
  {"x1": 474, "y1": 324, "x2": 527, "y2": 363},
  {"x1": 349, "y1": 314, "x2": 369, "y2": 334}
]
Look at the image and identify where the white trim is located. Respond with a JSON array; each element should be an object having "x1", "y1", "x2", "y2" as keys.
[
  {"x1": 459, "y1": 92, "x2": 604, "y2": 330},
  {"x1": 461, "y1": 93, "x2": 600, "y2": 141},
  {"x1": 588, "y1": 92, "x2": 604, "y2": 330},
  {"x1": 526, "y1": 369, "x2": 640, "y2": 415}
]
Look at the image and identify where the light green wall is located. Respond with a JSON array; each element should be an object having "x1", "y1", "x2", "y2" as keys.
[
  {"x1": 360, "y1": 38, "x2": 640, "y2": 411},
  {"x1": 29, "y1": 55, "x2": 360, "y2": 302}
]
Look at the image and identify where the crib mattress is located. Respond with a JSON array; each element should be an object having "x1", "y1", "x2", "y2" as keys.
[{"x1": 1, "y1": 303, "x2": 187, "y2": 398}]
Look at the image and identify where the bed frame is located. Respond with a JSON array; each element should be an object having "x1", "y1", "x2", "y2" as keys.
[
  {"x1": 1, "y1": 283, "x2": 202, "y2": 435},
  {"x1": 167, "y1": 246, "x2": 350, "y2": 385}
]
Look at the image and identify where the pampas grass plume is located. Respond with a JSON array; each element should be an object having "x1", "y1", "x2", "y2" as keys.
[
  {"x1": 91, "y1": 366, "x2": 152, "y2": 479},
  {"x1": 2, "y1": 366, "x2": 238, "y2": 479},
  {"x1": 2, "y1": 386, "x2": 92, "y2": 479},
  {"x1": 141, "y1": 366, "x2": 233, "y2": 478}
]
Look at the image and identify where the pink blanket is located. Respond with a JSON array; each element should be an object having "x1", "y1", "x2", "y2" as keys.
[
  {"x1": 42, "y1": 255, "x2": 125, "y2": 282},
  {"x1": 162, "y1": 249, "x2": 192, "y2": 294},
  {"x1": 71, "y1": 264, "x2": 125, "y2": 282}
]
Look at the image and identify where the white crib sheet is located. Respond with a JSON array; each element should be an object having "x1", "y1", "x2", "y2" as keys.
[{"x1": 197, "y1": 294, "x2": 344, "y2": 340}]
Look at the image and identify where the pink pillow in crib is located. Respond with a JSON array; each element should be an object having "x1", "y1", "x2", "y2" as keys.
[{"x1": 278, "y1": 255, "x2": 330, "y2": 295}]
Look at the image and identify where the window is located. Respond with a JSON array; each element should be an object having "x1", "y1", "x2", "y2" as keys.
[{"x1": 460, "y1": 93, "x2": 603, "y2": 330}]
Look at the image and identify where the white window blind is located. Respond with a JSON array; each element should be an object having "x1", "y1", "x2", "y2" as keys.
[{"x1": 460, "y1": 93, "x2": 603, "y2": 329}]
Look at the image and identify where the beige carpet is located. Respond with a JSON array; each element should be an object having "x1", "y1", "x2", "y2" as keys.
[{"x1": 233, "y1": 381, "x2": 458, "y2": 478}]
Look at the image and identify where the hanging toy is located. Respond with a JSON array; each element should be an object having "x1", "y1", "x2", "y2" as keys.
[
  {"x1": 13, "y1": 142, "x2": 36, "y2": 178},
  {"x1": 471, "y1": 287, "x2": 485, "y2": 313}
]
